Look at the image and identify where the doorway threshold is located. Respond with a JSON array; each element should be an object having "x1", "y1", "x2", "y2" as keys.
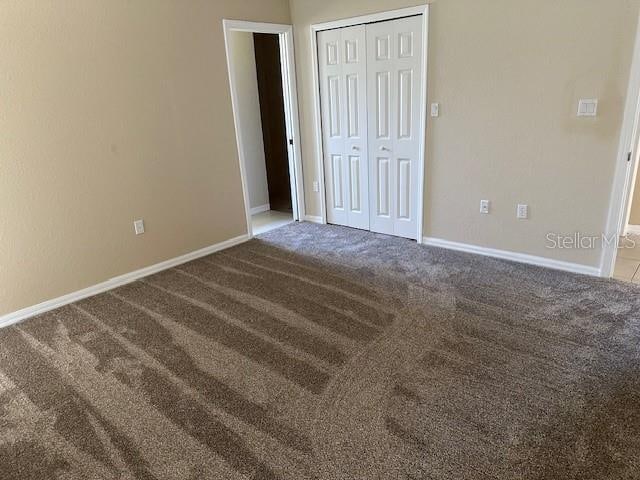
[{"x1": 252, "y1": 210, "x2": 294, "y2": 235}]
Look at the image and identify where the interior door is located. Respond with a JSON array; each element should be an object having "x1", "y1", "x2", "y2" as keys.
[
  {"x1": 318, "y1": 26, "x2": 370, "y2": 230},
  {"x1": 254, "y1": 33, "x2": 292, "y2": 213},
  {"x1": 367, "y1": 16, "x2": 423, "y2": 239}
]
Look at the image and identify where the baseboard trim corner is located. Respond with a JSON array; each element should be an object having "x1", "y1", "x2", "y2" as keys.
[
  {"x1": 422, "y1": 237, "x2": 602, "y2": 277},
  {"x1": 303, "y1": 215, "x2": 324, "y2": 224},
  {"x1": 0, "y1": 233, "x2": 249, "y2": 329},
  {"x1": 250, "y1": 204, "x2": 271, "y2": 215}
]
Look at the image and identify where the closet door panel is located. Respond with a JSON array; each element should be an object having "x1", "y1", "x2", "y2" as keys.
[
  {"x1": 318, "y1": 25, "x2": 369, "y2": 230},
  {"x1": 392, "y1": 16, "x2": 423, "y2": 239},
  {"x1": 366, "y1": 16, "x2": 423, "y2": 239},
  {"x1": 367, "y1": 22, "x2": 397, "y2": 236},
  {"x1": 318, "y1": 29, "x2": 347, "y2": 226}
]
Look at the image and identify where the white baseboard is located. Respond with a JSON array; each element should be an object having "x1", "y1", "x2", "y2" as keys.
[
  {"x1": 250, "y1": 204, "x2": 270, "y2": 215},
  {"x1": 303, "y1": 215, "x2": 324, "y2": 224},
  {"x1": 0, "y1": 234, "x2": 249, "y2": 329},
  {"x1": 627, "y1": 224, "x2": 640, "y2": 235},
  {"x1": 422, "y1": 237, "x2": 602, "y2": 277}
]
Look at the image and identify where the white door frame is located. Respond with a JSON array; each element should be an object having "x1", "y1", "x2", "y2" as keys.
[
  {"x1": 601, "y1": 11, "x2": 640, "y2": 277},
  {"x1": 223, "y1": 19, "x2": 305, "y2": 239},
  {"x1": 310, "y1": 5, "x2": 429, "y2": 243}
]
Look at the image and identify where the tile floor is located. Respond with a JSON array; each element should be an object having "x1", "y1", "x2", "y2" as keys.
[
  {"x1": 613, "y1": 233, "x2": 640, "y2": 282},
  {"x1": 251, "y1": 210, "x2": 294, "y2": 236}
]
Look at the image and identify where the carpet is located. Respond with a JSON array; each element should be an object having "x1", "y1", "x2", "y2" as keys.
[{"x1": 1, "y1": 222, "x2": 639, "y2": 479}]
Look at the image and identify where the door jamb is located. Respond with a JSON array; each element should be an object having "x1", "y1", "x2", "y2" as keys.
[
  {"x1": 310, "y1": 5, "x2": 430, "y2": 243},
  {"x1": 223, "y1": 19, "x2": 305, "y2": 239},
  {"x1": 601, "y1": 13, "x2": 640, "y2": 277}
]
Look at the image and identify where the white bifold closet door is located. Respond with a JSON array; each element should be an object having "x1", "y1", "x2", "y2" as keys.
[
  {"x1": 367, "y1": 16, "x2": 423, "y2": 239},
  {"x1": 318, "y1": 25, "x2": 370, "y2": 230},
  {"x1": 318, "y1": 16, "x2": 423, "y2": 239}
]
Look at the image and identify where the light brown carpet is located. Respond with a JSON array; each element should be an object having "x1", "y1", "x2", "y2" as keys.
[{"x1": 1, "y1": 222, "x2": 640, "y2": 479}]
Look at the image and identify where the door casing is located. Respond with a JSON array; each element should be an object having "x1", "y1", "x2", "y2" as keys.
[
  {"x1": 601, "y1": 9, "x2": 640, "y2": 277},
  {"x1": 223, "y1": 20, "x2": 305, "y2": 239}
]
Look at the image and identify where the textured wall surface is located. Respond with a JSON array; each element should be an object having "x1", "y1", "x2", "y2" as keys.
[
  {"x1": 289, "y1": 0, "x2": 640, "y2": 266},
  {"x1": 0, "y1": 0, "x2": 290, "y2": 315},
  {"x1": 3, "y1": 0, "x2": 640, "y2": 316},
  {"x1": 227, "y1": 31, "x2": 270, "y2": 210}
]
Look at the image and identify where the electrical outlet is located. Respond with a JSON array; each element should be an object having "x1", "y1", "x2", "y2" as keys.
[
  {"x1": 517, "y1": 204, "x2": 529, "y2": 219},
  {"x1": 313, "y1": 181, "x2": 320, "y2": 192},
  {"x1": 480, "y1": 200, "x2": 490, "y2": 214},
  {"x1": 134, "y1": 219, "x2": 145, "y2": 235}
]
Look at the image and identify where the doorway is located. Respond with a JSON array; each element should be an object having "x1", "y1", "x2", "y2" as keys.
[
  {"x1": 223, "y1": 20, "x2": 304, "y2": 238},
  {"x1": 613, "y1": 139, "x2": 640, "y2": 282},
  {"x1": 602, "y1": 15, "x2": 640, "y2": 278},
  {"x1": 311, "y1": 6, "x2": 429, "y2": 242},
  {"x1": 254, "y1": 33, "x2": 292, "y2": 216}
]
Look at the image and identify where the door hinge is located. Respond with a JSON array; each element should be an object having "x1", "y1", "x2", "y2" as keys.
[
  {"x1": 289, "y1": 138, "x2": 294, "y2": 146},
  {"x1": 628, "y1": 151, "x2": 633, "y2": 162}
]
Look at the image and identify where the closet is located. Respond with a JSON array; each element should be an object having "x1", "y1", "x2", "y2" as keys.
[{"x1": 317, "y1": 15, "x2": 424, "y2": 240}]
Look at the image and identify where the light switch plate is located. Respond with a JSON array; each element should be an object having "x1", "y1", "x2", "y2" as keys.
[
  {"x1": 517, "y1": 204, "x2": 529, "y2": 219},
  {"x1": 430, "y1": 103, "x2": 440, "y2": 117},
  {"x1": 577, "y1": 99, "x2": 598, "y2": 117},
  {"x1": 134, "y1": 219, "x2": 145, "y2": 235}
]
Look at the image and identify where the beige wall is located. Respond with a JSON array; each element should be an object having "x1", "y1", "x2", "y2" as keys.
[
  {"x1": 0, "y1": 0, "x2": 290, "y2": 316},
  {"x1": 3, "y1": 0, "x2": 640, "y2": 316},
  {"x1": 630, "y1": 171, "x2": 640, "y2": 225},
  {"x1": 227, "y1": 31, "x2": 270, "y2": 210},
  {"x1": 290, "y1": 0, "x2": 640, "y2": 266}
]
